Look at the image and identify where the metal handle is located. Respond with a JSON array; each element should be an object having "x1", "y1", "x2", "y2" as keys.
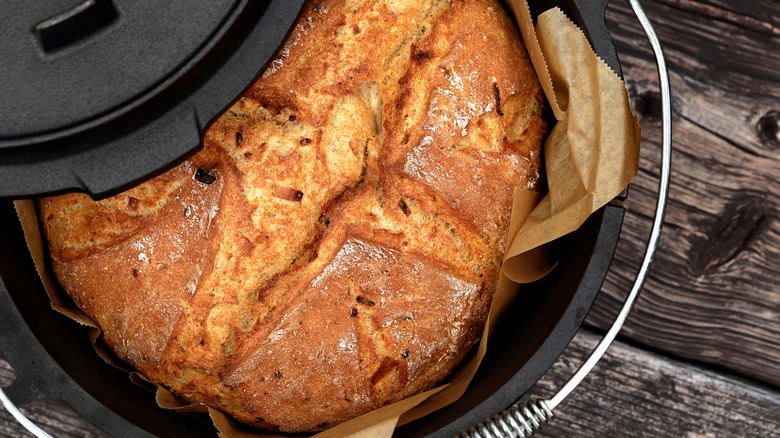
[
  {"x1": 0, "y1": 387, "x2": 52, "y2": 438},
  {"x1": 462, "y1": 0, "x2": 672, "y2": 436}
]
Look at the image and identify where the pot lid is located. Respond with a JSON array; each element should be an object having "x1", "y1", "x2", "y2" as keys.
[{"x1": 0, "y1": 0, "x2": 304, "y2": 198}]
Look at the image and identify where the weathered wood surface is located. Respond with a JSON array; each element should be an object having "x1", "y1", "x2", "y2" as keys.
[
  {"x1": 532, "y1": 331, "x2": 780, "y2": 438},
  {"x1": 1, "y1": 0, "x2": 779, "y2": 436},
  {"x1": 586, "y1": 0, "x2": 780, "y2": 388}
]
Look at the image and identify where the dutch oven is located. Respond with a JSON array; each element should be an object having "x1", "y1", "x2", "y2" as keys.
[{"x1": 0, "y1": 0, "x2": 671, "y2": 436}]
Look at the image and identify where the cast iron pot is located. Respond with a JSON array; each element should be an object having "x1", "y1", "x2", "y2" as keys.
[{"x1": 0, "y1": 0, "x2": 626, "y2": 436}]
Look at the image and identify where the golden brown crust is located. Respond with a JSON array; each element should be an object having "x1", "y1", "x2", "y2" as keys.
[{"x1": 38, "y1": 0, "x2": 546, "y2": 432}]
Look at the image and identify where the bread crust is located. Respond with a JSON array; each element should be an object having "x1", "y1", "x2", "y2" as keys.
[{"x1": 39, "y1": 0, "x2": 546, "y2": 432}]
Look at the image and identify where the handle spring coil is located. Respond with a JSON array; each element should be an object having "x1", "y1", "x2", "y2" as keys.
[{"x1": 462, "y1": 399, "x2": 553, "y2": 438}]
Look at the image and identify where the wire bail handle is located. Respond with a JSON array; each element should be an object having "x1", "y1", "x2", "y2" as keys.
[{"x1": 464, "y1": 0, "x2": 672, "y2": 436}]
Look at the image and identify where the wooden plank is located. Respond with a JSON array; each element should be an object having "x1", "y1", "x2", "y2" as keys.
[
  {"x1": 530, "y1": 331, "x2": 780, "y2": 437},
  {"x1": 585, "y1": 0, "x2": 780, "y2": 387},
  {"x1": 0, "y1": 356, "x2": 13, "y2": 388}
]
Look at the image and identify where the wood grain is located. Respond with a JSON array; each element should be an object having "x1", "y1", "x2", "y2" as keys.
[
  {"x1": 586, "y1": 0, "x2": 780, "y2": 387},
  {"x1": 531, "y1": 331, "x2": 780, "y2": 437}
]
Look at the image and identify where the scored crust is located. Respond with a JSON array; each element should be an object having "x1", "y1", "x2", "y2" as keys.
[{"x1": 38, "y1": 0, "x2": 547, "y2": 432}]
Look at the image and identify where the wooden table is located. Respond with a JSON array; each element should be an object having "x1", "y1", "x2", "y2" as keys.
[{"x1": 1, "y1": 0, "x2": 778, "y2": 436}]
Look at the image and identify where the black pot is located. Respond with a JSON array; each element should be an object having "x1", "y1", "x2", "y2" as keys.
[{"x1": 0, "y1": 0, "x2": 626, "y2": 436}]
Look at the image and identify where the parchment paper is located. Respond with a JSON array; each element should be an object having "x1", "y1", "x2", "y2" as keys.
[{"x1": 14, "y1": 1, "x2": 639, "y2": 436}]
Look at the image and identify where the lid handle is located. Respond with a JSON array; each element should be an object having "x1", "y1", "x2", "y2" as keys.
[{"x1": 34, "y1": 0, "x2": 118, "y2": 53}]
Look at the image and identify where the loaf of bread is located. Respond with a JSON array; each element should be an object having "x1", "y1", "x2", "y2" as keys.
[{"x1": 38, "y1": 0, "x2": 546, "y2": 432}]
